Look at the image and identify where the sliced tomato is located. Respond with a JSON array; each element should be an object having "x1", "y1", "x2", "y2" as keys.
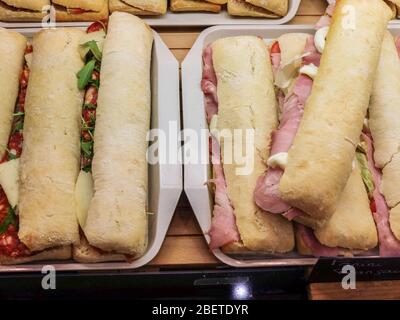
[
  {"x1": 67, "y1": 8, "x2": 88, "y2": 14},
  {"x1": 370, "y1": 199, "x2": 377, "y2": 213},
  {"x1": 25, "y1": 45, "x2": 33, "y2": 54},
  {"x1": 270, "y1": 41, "x2": 281, "y2": 54},
  {"x1": 87, "y1": 21, "x2": 107, "y2": 33},
  {"x1": 8, "y1": 132, "x2": 23, "y2": 156}
]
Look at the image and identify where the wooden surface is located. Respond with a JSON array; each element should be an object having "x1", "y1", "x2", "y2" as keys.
[
  {"x1": 309, "y1": 281, "x2": 400, "y2": 300},
  {"x1": 147, "y1": 0, "x2": 327, "y2": 270}
]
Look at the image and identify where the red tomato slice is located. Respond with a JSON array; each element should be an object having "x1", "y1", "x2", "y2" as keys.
[
  {"x1": 270, "y1": 41, "x2": 281, "y2": 54},
  {"x1": 370, "y1": 199, "x2": 377, "y2": 213},
  {"x1": 87, "y1": 21, "x2": 107, "y2": 33}
]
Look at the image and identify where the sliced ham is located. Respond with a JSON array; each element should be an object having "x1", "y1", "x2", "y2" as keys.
[
  {"x1": 296, "y1": 224, "x2": 341, "y2": 257},
  {"x1": 202, "y1": 45, "x2": 240, "y2": 249},
  {"x1": 271, "y1": 52, "x2": 281, "y2": 75},
  {"x1": 201, "y1": 45, "x2": 218, "y2": 122},
  {"x1": 315, "y1": 15, "x2": 331, "y2": 30},
  {"x1": 315, "y1": 2, "x2": 335, "y2": 30},
  {"x1": 362, "y1": 133, "x2": 400, "y2": 257},
  {"x1": 254, "y1": 36, "x2": 321, "y2": 215},
  {"x1": 208, "y1": 136, "x2": 241, "y2": 249},
  {"x1": 395, "y1": 37, "x2": 400, "y2": 58}
]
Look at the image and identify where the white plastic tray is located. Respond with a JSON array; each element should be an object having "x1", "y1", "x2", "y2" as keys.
[
  {"x1": 0, "y1": 0, "x2": 300, "y2": 28},
  {"x1": 182, "y1": 24, "x2": 400, "y2": 268},
  {"x1": 0, "y1": 28, "x2": 182, "y2": 272}
]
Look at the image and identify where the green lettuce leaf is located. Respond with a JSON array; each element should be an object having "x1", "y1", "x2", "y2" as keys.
[
  {"x1": 0, "y1": 207, "x2": 16, "y2": 234},
  {"x1": 356, "y1": 151, "x2": 375, "y2": 195}
]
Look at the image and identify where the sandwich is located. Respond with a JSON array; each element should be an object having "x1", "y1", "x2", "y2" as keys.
[
  {"x1": 254, "y1": 0, "x2": 391, "y2": 228},
  {"x1": 52, "y1": 0, "x2": 109, "y2": 22},
  {"x1": 76, "y1": 12, "x2": 153, "y2": 260},
  {"x1": 0, "y1": 0, "x2": 48, "y2": 21},
  {"x1": 244, "y1": 0, "x2": 288, "y2": 16},
  {"x1": 170, "y1": 0, "x2": 223, "y2": 13},
  {"x1": 202, "y1": 35, "x2": 294, "y2": 253},
  {"x1": 362, "y1": 31, "x2": 400, "y2": 257},
  {"x1": 0, "y1": 28, "x2": 86, "y2": 264},
  {"x1": 0, "y1": 0, "x2": 108, "y2": 22},
  {"x1": 227, "y1": 0, "x2": 279, "y2": 18},
  {"x1": 109, "y1": 0, "x2": 167, "y2": 16}
]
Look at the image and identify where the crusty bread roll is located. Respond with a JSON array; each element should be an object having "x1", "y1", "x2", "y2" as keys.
[
  {"x1": 52, "y1": 0, "x2": 105, "y2": 11},
  {"x1": 171, "y1": 0, "x2": 221, "y2": 13},
  {"x1": 121, "y1": 0, "x2": 167, "y2": 14},
  {"x1": 279, "y1": 0, "x2": 392, "y2": 221},
  {"x1": 245, "y1": 0, "x2": 288, "y2": 16},
  {"x1": 2, "y1": 0, "x2": 49, "y2": 11},
  {"x1": 313, "y1": 164, "x2": 378, "y2": 250},
  {"x1": 84, "y1": 13, "x2": 153, "y2": 256},
  {"x1": 18, "y1": 29, "x2": 85, "y2": 252},
  {"x1": 0, "y1": 1, "x2": 46, "y2": 21},
  {"x1": 212, "y1": 36, "x2": 294, "y2": 253},
  {"x1": 227, "y1": 0, "x2": 279, "y2": 18},
  {"x1": 0, "y1": 246, "x2": 71, "y2": 265},
  {"x1": 54, "y1": 0, "x2": 108, "y2": 22},
  {"x1": 0, "y1": 28, "x2": 26, "y2": 158},
  {"x1": 109, "y1": 0, "x2": 166, "y2": 15}
]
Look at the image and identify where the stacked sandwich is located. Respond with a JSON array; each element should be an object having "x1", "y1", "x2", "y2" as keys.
[
  {"x1": 0, "y1": 0, "x2": 109, "y2": 21},
  {"x1": 202, "y1": 0, "x2": 400, "y2": 257},
  {"x1": 0, "y1": 12, "x2": 152, "y2": 264},
  {"x1": 170, "y1": 0, "x2": 288, "y2": 17}
]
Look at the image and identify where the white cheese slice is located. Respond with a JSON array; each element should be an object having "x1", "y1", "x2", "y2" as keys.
[
  {"x1": 314, "y1": 26, "x2": 329, "y2": 54},
  {"x1": 0, "y1": 159, "x2": 20, "y2": 209},
  {"x1": 267, "y1": 152, "x2": 289, "y2": 170},
  {"x1": 74, "y1": 170, "x2": 94, "y2": 229},
  {"x1": 300, "y1": 63, "x2": 319, "y2": 79}
]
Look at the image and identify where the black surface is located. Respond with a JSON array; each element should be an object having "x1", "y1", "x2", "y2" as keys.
[{"x1": 0, "y1": 267, "x2": 307, "y2": 300}]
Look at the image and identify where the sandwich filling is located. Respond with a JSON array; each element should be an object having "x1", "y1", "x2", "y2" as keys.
[
  {"x1": 0, "y1": 45, "x2": 31, "y2": 258},
  {"x1": 75, "y1": 21, "x2": 106, "y2": 230},
  {"x1": 254, "y1": 36, "x2": 321, "y2": 219},
  {"x1": 201, "y1": 44, "x2": 240, "y2": 249}
]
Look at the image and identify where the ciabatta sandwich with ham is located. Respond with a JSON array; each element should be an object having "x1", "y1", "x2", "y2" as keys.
[
  {"x1": 361, "y1": 31, "x2": 400, "y2": 257},
  {"x1": 254, "y1": 0, "x2": 392, "y2": 228},
  {"x1": 201, "y1": 35, "x2": 294, "y2": 254}
]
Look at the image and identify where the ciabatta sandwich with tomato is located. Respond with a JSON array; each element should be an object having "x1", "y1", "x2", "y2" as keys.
[
  {"x1": 73, "y1": 12, "x2": 153, "y2": 262},
  {"x1": 52, "y1": 0, "x2": 108, "y2": 21},
  {"x1": 0, "y1": 0, "x2": 48, "y2": 21},
  {"x1": 0, "y1": 27, "x2": 86, "y2": 264}
]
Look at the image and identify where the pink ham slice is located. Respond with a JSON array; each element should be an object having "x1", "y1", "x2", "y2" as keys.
[
  {"x1": 361, "y1": 133, "x2": 400, "y2": 257},
  {"x1": 202, "y1": 45, "x2": 240, "y2": 249},
  {"x1": 296, "y1": 224, "x2": 341, "y2": 257},
  {"x1": 208, "y1": 136, "x2": 240, "y2": 249},
  {"x1": 201, "y1": 44, "x2": 218, "y2": 123},
  {"x1": 395, "y1": 37, "x2": 400, "y2": 58},
  {"x1": 315, "y1": 3, "x2": 335, "y2": 30},
  {"x1": 254, "y1": 36, "x2": 321, "y2": 215},
  {"x1": 271, "y1": 52, "x2": 281, "y2": 75}
]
